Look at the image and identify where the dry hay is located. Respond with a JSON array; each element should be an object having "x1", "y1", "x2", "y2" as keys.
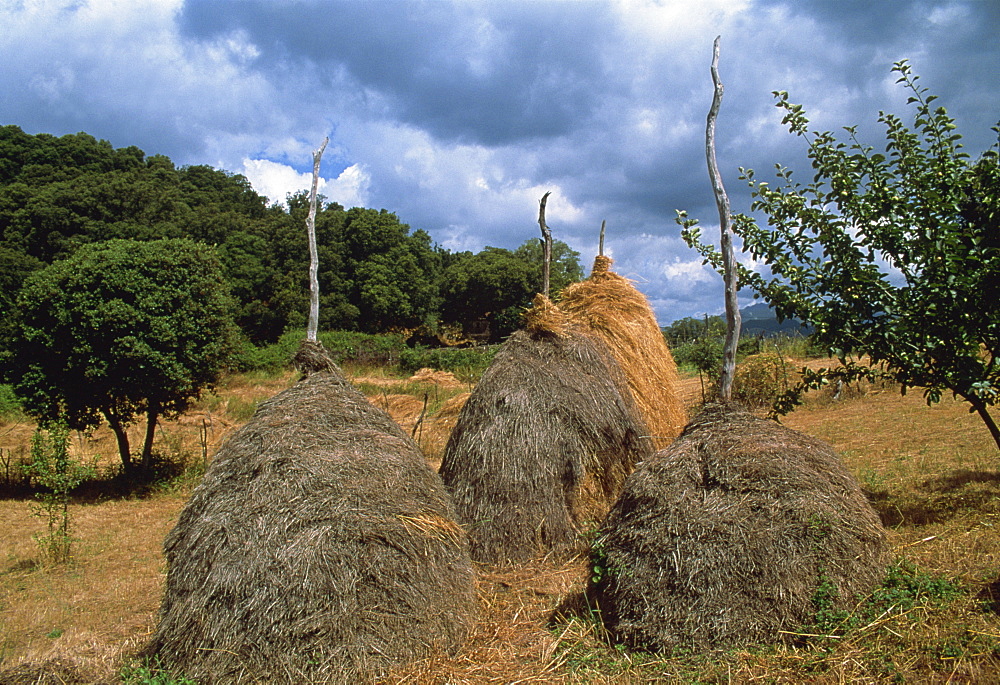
[
  {"x1": 0, "y1": 659, "x2": 103, "y2": 685},
  {"x1": 372, "y1": 392, "x2": 427, "y2": 434},
  {"x1": 409, "y1": 367, "x2": 463, "y2": 387},
  {"x1": 145, "y1": 341, "x2": 477, "y2": 684},
  {"x1": 291, "y1": 338, "x2": 340, "y2": 375},
  {"x1": 440, "y1": 295, "x2": 655, "y2": 565},
  {"x1": 417, "y1": 391, "x2": 471, "y2": 467},
  {"x1": 560, "y1": 255, "x2": 687, "y2": 449},
  {"x1": 588, "y1": 402, "x2": 888, "y2": 652}
]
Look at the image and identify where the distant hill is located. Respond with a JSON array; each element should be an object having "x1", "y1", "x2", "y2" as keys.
[{"x1": 739, "y1": 302, "x2": 812, "y2": 337}]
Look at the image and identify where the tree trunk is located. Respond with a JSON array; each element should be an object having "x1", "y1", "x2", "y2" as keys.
[
  {"x1": 537, "y1": 191, "x2": 553, "y2": 297},
  {"x1": 103, "y1": 409, "x2": 133, "y2": 474},
  {"x1": 966, "y1": 394, "x2": 1000, "y2": 450},
  {"x1": 306, "y1": 137, "x2": 329, "y2": 342},
  {"x1": 140, "y1": 404, "x2": 159, "y2": 472},
  {"x1": 706, "y1": 35, "x2": 741, "y2": 402}
]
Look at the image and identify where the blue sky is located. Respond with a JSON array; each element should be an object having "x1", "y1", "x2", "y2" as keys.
[{"x1": 3, "y1": 0, "x2": 998, "y2": 325}]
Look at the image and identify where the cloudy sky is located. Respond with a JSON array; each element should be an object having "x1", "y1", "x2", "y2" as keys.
[{"x1": 3, "y1": 0, "x2": 998, "y2": 325}]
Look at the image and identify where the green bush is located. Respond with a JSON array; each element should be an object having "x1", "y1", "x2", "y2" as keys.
[
  {"x1": 121, "y1": 658, "x2": 196, "y2": 685},
  {"x1": 398, "y1": 345, "x2": 498, "y2": 382},
  {"x1": 672, "y1": 337, "x2": 723, "y2": 376},
  {"x1": 233, "y1": 329, "x2": 497, "y2": 381},
  {"x1": 0, "y1": 384, "x2": 23, "y2": 419},
  {"x1": 808, "y1": 559, "x2": 960, "y2": 638},
  {"x1": 235, "y1": 329, "x2": 409, "y2": 372},
  {"x1": 320, "y1": 329, "x2": 408, "y2": 365}
]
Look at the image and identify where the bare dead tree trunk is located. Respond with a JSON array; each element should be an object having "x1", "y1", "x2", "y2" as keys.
[
  {"x1": 306, "y1": 137, "x2": 329, "y2": 342},
  {"x1": 537, "y1": 191, "x2": 553, "y2": 297},
  {"x1": 599, "y1": 219, "x2": 606, "y2": 256},
  {"x1": 706, "y1": 36, "x2": 741, "y2": 402}
]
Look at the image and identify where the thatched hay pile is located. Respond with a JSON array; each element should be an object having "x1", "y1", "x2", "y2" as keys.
[
  {"x1": 440, "y1": 295, "x2": 655, "y2": 565},
  {"x1": 588, "y1": 402, "x2": 888, "y2": 651},
  {"x1": 146, "y1": 341, "x2": 477, "y2": 684},
  {"x1": 560, "y1": 255, "x2": 686, "y2": 448}
]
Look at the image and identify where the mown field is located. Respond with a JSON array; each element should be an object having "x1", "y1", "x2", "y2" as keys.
[{"x1": 1, "y1": 362, "x2": 998, "y2": 684}]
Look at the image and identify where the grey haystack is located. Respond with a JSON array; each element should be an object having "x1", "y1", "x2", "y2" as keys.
[
  {"x1": 145, "y1": 341, "x2": 477, "y2": 684},
  {"x1": 588, "y1": 402, "x2": 888, "y2": 651},
  {"x1": 439, "y1": 295, "x2": 655, "y2": 565}
]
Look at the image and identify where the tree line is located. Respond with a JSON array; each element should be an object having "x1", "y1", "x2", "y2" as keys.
[
  {"x1": 0, "y1": 125, "x2": 583, "y2": 475},
  {"x1": 0, "y1": 124, "x2": 582, "y2": 349}
]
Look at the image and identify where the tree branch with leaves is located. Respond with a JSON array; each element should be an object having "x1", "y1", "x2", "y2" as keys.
[{"x1": 679, "y1": 60, "x2": 1000, "y2": 448}]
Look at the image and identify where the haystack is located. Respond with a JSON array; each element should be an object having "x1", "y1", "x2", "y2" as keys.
[
  {"x1": 560, "y1": 255, "x2": 686, "y2": 448},
  {"x1": 588, "y1": 402, "x2": 888, "y2": 651},
  {"x1": 145, "y1": 341, "x2": 477, "y2": 684},
  {"x1": 439, "y1": 295, "x2": 655, "y2": 565}
]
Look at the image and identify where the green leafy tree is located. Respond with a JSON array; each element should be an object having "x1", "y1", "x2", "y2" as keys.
[
  {"x1": 663, "y1": 314, "x2": 727, "y2": 347},
  {"x1": 3, "y1": 239, "x2": 240, "y2": 473},
  {"x1": 680, "y1": 61, "x2": 1000, "y2": 448},
  {"x1": 240, "y1": 192, "x2": 349, "y2": 339},
  {"x1": 0, "y1": 246, "x2": 43, "y2": 341},
  {"x1": 338, "y1": 207, "x2": 442, "y2": 332},
  {"x1": 513, "y1": 238, "x2": 584, "y2": 296},
  {"x1": 439, "y1": 246, "x2": 535, "y2": 341}
]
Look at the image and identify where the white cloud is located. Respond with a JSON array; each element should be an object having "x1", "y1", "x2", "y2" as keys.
[
  {"x1": 614, "y1": 0, "x2": 750, "y2": 47},
  {"x1": 241, "y1": 159, "x2": 371, "y2": 209},
  {"x1": 661, "y1": 257, "x2": 717, "y2": 285},
  {"x1": 928, "y1": 3, "x2": 968, "y2": 26}
]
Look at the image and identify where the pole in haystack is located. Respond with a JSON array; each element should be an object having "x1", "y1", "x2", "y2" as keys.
[
  {"x1": 706, "y1": 36, "x2": 741, "y2": 401},
  {"x1": 599, "y1": 219, "x2": 606, "y2": 257},
  {"x1": 583, "y1": 35, "x2": 889, "y2": 656},
  {"x1": 306, "y1": 136, "x2": 329, "y2": 343},
  {"x1": 538, "y1": 191, "x2": 553, "y2": 297}
]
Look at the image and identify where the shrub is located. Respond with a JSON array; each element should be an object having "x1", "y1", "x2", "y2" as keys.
[
  {"x1": 0, "y1": 384, "x2": 23, "y2": 420},
  {"x1": 23, "y1": 421, "x2": 95, "y2": 563},
  {"x1": 398, "y1": 345, "x2": 498, "y2": 382},
  {"x1": 237, "y1": 330, "x2": 409, "y2": 372}
]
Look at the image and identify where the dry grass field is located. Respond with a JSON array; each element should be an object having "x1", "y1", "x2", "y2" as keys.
[{"x1": 1, "y1": 362, "x2": 998, "y2": 683}]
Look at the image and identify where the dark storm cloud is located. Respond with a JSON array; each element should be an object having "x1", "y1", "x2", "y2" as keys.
[{"x1": 178, "y1": 0, "x2": 620, "y2": 146}]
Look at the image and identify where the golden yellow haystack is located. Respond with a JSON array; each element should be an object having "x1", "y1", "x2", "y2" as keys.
[
  {"x1": 560, "y1": 255, "x2": 686, "y2": 448},
  {"x1": 524, "y1": 292, "x2": 571, "y2": 336}
]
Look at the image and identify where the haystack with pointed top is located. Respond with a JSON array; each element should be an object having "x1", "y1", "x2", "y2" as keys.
[
  {"x1": 560, "y1": 255, "x2": 686, "y2": 449},
  {"x1": 439, "y1": 295, "x2": 655, "y2": 565},
  {"x1": 588, "y1": 402, "x2": 888, "y2": 652},
  {"x1": 145, "y1": 340, "x2": 477, "y2": 684}
]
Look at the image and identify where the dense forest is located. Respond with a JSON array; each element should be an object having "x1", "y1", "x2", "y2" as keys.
[{"x1": 0, "y1": 125, "x2": 582, "y2": 350}]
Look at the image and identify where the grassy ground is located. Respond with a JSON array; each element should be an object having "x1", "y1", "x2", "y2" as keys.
[{"x1": 1, "y1": 365, "x2": 998, "y2": 683}]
